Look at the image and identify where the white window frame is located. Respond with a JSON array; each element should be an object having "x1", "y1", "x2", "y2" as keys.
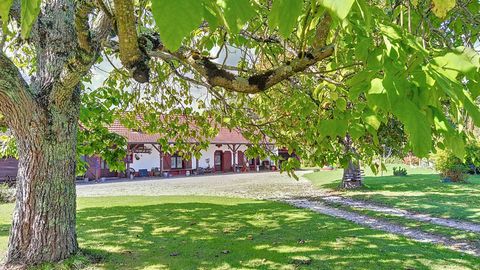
[{"x1": 171, "y1": 155, "x2": 183, "y2": 169}]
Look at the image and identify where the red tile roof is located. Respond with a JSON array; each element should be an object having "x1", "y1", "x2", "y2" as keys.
[
  {"x1": 213, "y1": 127, "x2": 250, "y2": 144},
  {"x1": 108, "y1": 121, "x2": 251, "y2": 145},
  {"x1": 108, "y1": 121, "x2": 162, "y2": 143}
]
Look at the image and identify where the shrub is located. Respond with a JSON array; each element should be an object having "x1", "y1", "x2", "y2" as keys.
[
  {"x1": 432, "y1": 149, "x2": 468, "y2": 182},
  {"x1": 393, "y1": 166, "x2": 407, "y2": 176},
  {"x1": 0, "y1": 183, "x2": 15, "y2": 203},
  {"x1": 465, "y1": 142, "x2": 480, "y2": 174},
  {"x1": 441, "y1": 164, "x2": 469, "y2": 182}
]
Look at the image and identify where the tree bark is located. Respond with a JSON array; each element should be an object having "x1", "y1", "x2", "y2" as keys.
[
  {"x1": 5, "y1": 103, "x2": 80, "y2": 267},
  {"x1": 341, "y1": 134, "x2": 362, "y2": 189},
  {"x1": 342, "y1": 159, "x2": 362, "y2": 189},
  {"x1": 0, "y1": 0, "x2": 110, "y2": 266}
]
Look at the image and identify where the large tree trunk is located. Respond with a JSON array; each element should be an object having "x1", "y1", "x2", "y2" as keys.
[
  {"x1": 5, "y1": 107, "x2": 79, "y2": 267},
  {"x1": 0, "y1": 0, "x2": 111, "y2": 267},
  {"x1": 342, "y1": 159, "x2": 362, "y2": 189}
]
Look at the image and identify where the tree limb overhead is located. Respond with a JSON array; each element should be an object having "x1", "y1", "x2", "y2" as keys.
[
  {"x1": 113, "y1": 0, "x2": 149, "y2": 83},
  {"x1": 50, "y1": 5, "x2": 113, "y2": 110},
  {"x1": 147, "y1": 13, "x2": 334, "y2": 94}
]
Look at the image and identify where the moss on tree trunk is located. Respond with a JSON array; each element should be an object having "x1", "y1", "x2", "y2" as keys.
[{"x1": 5, "y1": 109, "x2": 79, "y2": 267}]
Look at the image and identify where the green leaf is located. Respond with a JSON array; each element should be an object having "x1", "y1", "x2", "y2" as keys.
[
  {"x1": 394, "y1": 100, "x2": 432, "y2": 157},
  {"x1": 336, "y1": 97, "x2": 347, "y2": 111},
  {"x1": 318, "y1": 119, "x2": 347, "y2": 138},
  {"x1": 21, "y1": 0, "x2": 41, "y2": 39},
  {"x1": 221, "y1": 0, "x2": 256, "y2": 34},
  {"x1": 203, "y1": 3, "x2": 219, "y2": 30},
  {"x1": 0, "y1": 0, "x2": 13, "y2": 32},
  {"x1": 363, "y1": 111, "x2": 381, "y2": 130},
  {"x1": 349, "y1": 123, "x2": 365, "y2": 140},
  {"x1": 151, "y1": 0, "x2": 204, "y2": 51},
  {"x1": 444, "y1": 132, "x2": 465, "y2": 159},
  {"x1": 432, "y1": 0, "x2": 456, "y2": 18},
  {"x1": 431, "y1": 107, "x2": 450, "y2": 132},
  {"x1": 268, "y1": 0, "x2": 303, "y2": 38},
  {"x1": 319, "y1": 0, "x2": 355, "y2": 20},
  {"x1": 463, "y1": 94, "x2": 480, "y2": 127},
  {"x1": 366, "y1": 78, "x2": 389, "y2": 111},
  {"x1": 434, "y1": 47, "x2": 480, "y2": 74}
]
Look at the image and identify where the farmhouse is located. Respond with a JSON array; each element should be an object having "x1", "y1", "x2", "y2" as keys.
[
  {"x1": 83, "y1": 121, "x2": 285, "y2": 180},
  {"x1": 1, "y1": 121, "x2": 290, "y2": 181}
]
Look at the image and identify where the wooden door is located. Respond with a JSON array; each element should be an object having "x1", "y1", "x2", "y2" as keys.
[
  {"x1": 237, "y1": 151, "x2": 244, "y2": 166},
  {"x1": 222, "y1": 151, "x2": 232, "y2": 172},
  {"x1": 163, "y1": 154, "x2": 172, "y2": 170}
]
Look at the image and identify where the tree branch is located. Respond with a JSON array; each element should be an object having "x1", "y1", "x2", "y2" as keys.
[
  {"x1": 102, "y1": 6, "x2": 333, "y2": 94},
  {"x1": 113, "y1": 0, "x2": 149, "y2": 83},
  {"x1": 0, "y1": 53, "x2": 35, "y2": 130},
  {"x1": 181, "y1": 44, "x2": 334, "y2": 93},
  {"x1": 50, "y1": 3, "x2": 113, "y2": 109},
  {"x1": 148, "y1": 13, "x2": 334, "y2": 94}
]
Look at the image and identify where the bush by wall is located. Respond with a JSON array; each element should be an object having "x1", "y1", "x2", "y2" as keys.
[{"x1": 432, "y1": 149, "x2": 468, "y2": 182}]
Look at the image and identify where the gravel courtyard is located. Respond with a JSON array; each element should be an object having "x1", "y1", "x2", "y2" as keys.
[{"x1": 76, "y1": 171, "x2": 321, "y2": 199}]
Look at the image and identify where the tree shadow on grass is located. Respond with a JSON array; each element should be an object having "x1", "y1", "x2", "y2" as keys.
[{"x1": 76, "y1": 198, "x2": 480, "y2": 269}]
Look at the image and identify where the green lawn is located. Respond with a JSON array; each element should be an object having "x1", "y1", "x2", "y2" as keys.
[
  {"x1": 1, "y1": 196, "x2": 479, "y2": 269},
  {"x1": 305, "y1": 165, "x2": 480, "y2": 223}
]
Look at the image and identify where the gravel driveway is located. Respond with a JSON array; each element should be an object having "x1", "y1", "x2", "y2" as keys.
[{"x1": 76, "y1": 171, "x2": 320, "y2": 199}]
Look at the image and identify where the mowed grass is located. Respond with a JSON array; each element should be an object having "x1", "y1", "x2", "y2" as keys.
[
  {"x1": 0, "y1": 196, "x2": 479, "y2": 269},
  {"x1": 304, "y1": 165, "x2": 480, "y2": 223}
]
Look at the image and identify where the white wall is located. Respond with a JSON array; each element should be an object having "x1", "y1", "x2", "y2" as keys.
[
  {"x1": 130, "y1": 144, "x2": 277, "y2": 171},
  {"x1": 191, "y1": 155, "x2": 197, "y2": 169},
  {"x1": 198, "y1": 145, "x2": 218, "y2": 168},
  {"x1": 197, "y1": 144, "x2": 250, "y2": 168},
  {"x1": 131, "y1": 147, "x2": 161, "y2": 171}
]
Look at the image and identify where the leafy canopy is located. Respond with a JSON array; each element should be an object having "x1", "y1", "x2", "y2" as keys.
[{"x1": 1, "y1": 0, "x2": 480, "y2": 173}]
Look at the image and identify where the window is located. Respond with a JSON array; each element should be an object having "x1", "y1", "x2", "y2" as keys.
[
  {"x1": 171, "y1": 155, "x2": 183, "y2": 169},
  {"x1": 100, "y1": 159, "x2": 109, "y2": 170}
]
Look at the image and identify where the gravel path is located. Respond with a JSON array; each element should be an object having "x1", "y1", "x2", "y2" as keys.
[
  {"x1": 322, "y1": 195, "x2": 480, "y2": 233},
  {"x1": 77, "y1": 171, "x2": 480, "y2": 256},
  {"x1": 286, "y1": 198, "x2": 480, "y2": 256}
]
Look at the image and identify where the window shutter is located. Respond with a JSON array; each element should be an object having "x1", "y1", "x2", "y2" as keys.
[{"x1": 163, "y1": 154, "x2": 171, "y2": 169}]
